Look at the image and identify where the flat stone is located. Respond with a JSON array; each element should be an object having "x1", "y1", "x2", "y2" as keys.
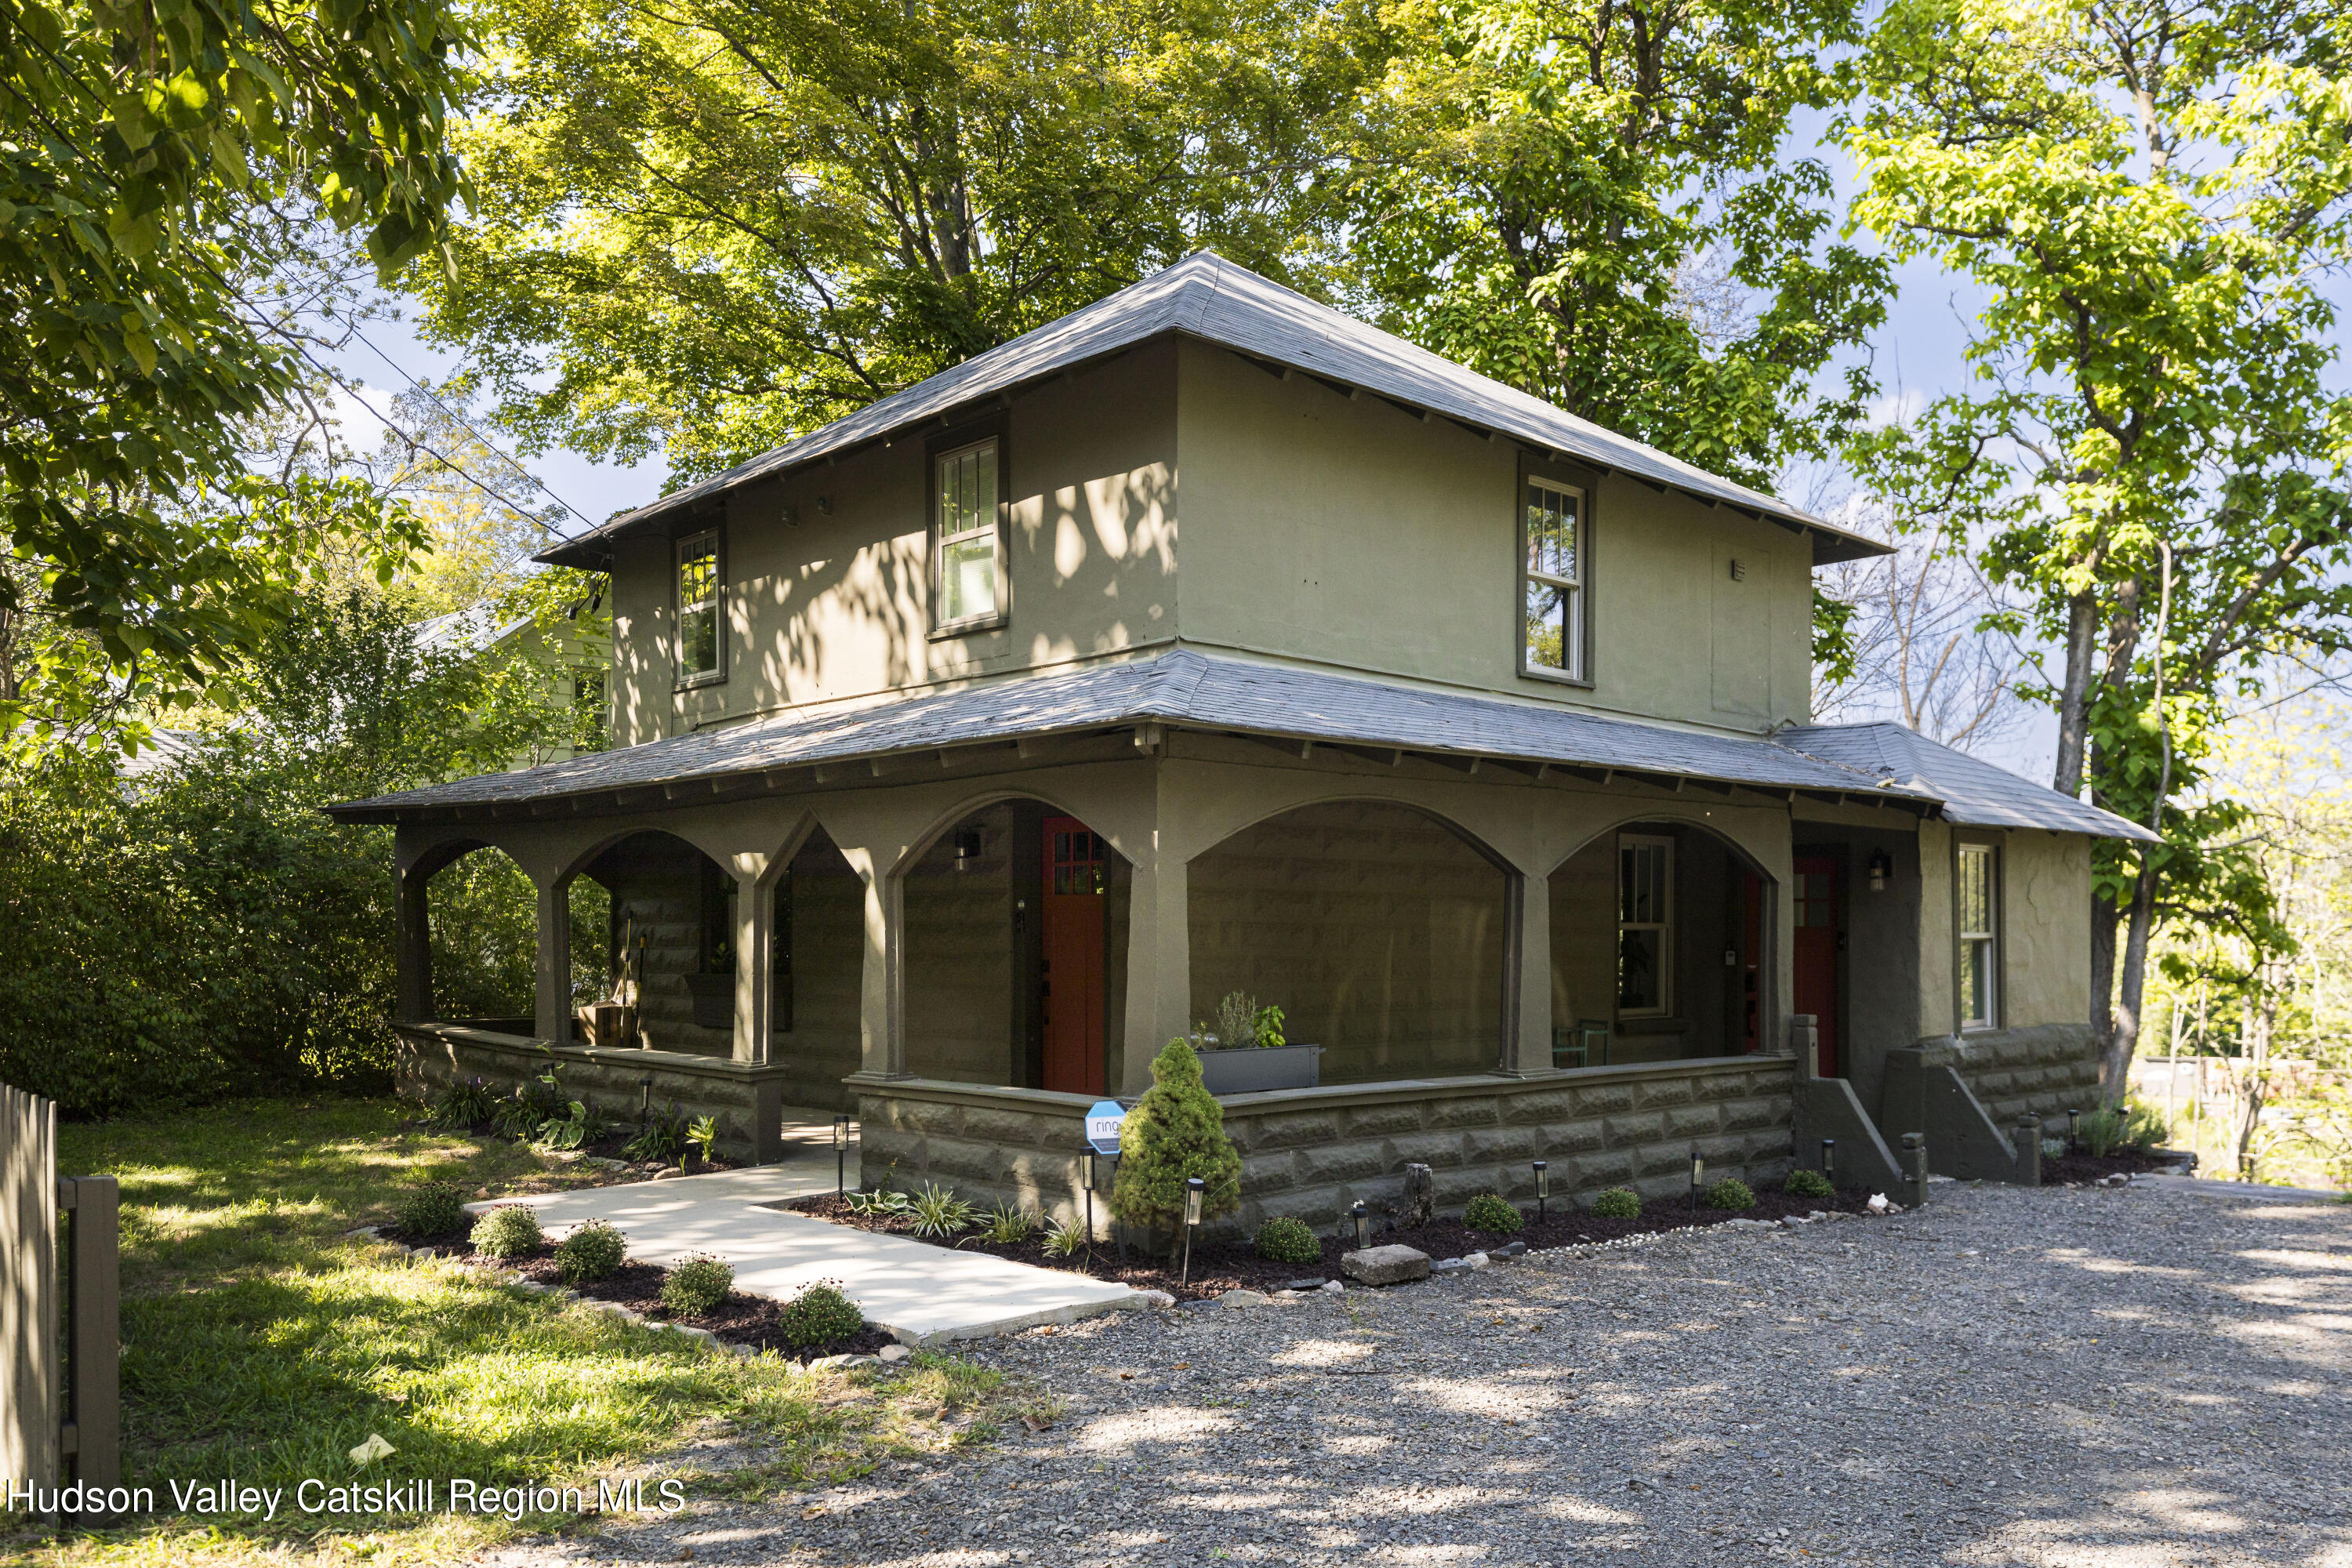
[
  {"x1": 1494, "y1": 1240, "x2": 1528, "y2": 1258},
  {"x1": 1219, "y1": 1289, "x2": 1270, "y2": 1308},
  {"x1": 1283, "y1": 1279, "x2": 1328, "y2": 1292},
  {"x1": 1432, "y1": 1258, "x2": 1472, "y2": 1275},
  {"x1": 878, "y1": 1344, "x2": 910, "y2": 1363},
  {"x1": 344, "y1": 1225, "x2": 382, "y2": 1238},
  {"x1": 810, "y1": 1352, "x2": 880, "y2": 1370},
  {"x1": 1340, "y1": 1244, "x2": 1432, "y2": 1286},
  {"x1": 1135, "y1": 1289, "x2": 1178, "y2": 1308},
  {"x1": 1319, "y1": 1279, "x2": 1345, "y2": 1294},
  {"x1": 1465, "y1": 1251, "x2": 1491, "y2": 1269}
]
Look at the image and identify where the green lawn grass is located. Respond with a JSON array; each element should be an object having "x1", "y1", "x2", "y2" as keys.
[{"x1": 11, "y1": 1096, "x2": 1017, "y2": 1565}]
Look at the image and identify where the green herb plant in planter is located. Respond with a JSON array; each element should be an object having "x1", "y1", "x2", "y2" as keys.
[{"x1": 1463, "y1": 1192, "x2": 1523, "y2": 1235}]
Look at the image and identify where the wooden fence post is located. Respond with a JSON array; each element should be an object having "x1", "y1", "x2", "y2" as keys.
[
  {"x1": 60, "y1": 1175, "x2": 120, "y2": 1494},
  {"x1": 3, "y1": 1084, "x2": 59, "y2": 1494}
]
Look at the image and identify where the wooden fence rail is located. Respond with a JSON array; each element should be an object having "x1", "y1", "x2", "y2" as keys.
[{"x1": 2, "y1": 1083, "x2": 119, "y2": 1514}]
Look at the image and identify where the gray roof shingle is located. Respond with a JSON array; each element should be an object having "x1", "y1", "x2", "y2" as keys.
[
  {"x1": 1777, "y1": 721, "x2": 2158, "y2": 842},
  {"x1": 327, "y1": 649, "x2": 1929, "y2": 822},
  {"x1": 538, "y1": 253, "x2": 1889, "y2": 570}
]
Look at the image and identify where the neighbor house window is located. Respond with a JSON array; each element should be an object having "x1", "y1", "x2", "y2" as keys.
[
  {"x1": 1958, "y1": 844, "x2": 1999, "y2": 1029},
  {"x1": 676, "y1": 529, "x2": 723, "y2": 684},
  {"x1": 1523, "y1": 477, "x2": 1585, "y2": 679},
  {"x1": 935, "y1": 439, "x2": 1002, "y2": 628},
  {"x1": 1617, "y1": 833, "x2": 1673, "y2": 1016}
]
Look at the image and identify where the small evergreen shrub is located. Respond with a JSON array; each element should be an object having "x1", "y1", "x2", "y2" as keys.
[
  {"x1": 394, "y1": 1184, "x2": 468, "y2": 1240},
  {"x1": 470, "y1": 1204, "x2": 544, "y2": 1258},
  {"x1": 1109, "y1": 1040, "x2": 1243, "y2": 1255},
  {"x1": 1785, "y1": 1168, "x2": 1835, "y2": 1200},
  {"x1": 1254, "y1": 1216, "x2": 1319, "y2": 1264},
  {"x1": 778, "y1": 1280, "x2": 866, "y2": 1348},
  {"x1": 1463, "y1": 1192, "x2": 1523, "y2": 1235},
  {"x1": 1702, "y1": 1177, "x2": 1756, "y2": 1211},
  {"x1": 1590, "y1": 1188, "x2": 1641, "y2": 1219},
  {"x1": 660, "y1": 1254, "x2": 734, "y2": 1317},
  {"x1": 553, "y1": 1218, "x2": 626, "y2": 1283}
]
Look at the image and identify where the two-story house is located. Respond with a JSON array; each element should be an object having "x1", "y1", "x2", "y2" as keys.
[{"x1": 330, "y1": 254, "x2": 2152, "y2": 1228}]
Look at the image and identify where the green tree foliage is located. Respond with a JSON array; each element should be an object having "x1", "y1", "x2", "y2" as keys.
[
  {"x1": 1338, "y1": 0, "x2": 1890, "y2": 488},
  {"x1": 1845, "y1": 0, "x2": 2352, "y2": 1096},
  {"x1": 419, "y1": 0, "x2": 1352, "y2": 478},
  {"x1": 0, "y1": 589, "x2": 580, "y2": 1113},
  {"x1": 1109, "y1": 1039, "x2": 1243, "y2": 1252},
  {"x1": 0, "y1": 0, "x2": 469, "y2": 736}
]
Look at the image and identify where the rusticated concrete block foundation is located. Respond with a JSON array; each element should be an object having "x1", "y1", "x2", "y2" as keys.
[
  {"x1": 1947, "y1": 1024, "x2": 2103, "y2": 1131},
  {"x1": 853, "y1": 1055, "x2": 1798, "y2": 1240},
  {"x1": 395, "y1": 1023, "x2": 797, "y2": 1162}
]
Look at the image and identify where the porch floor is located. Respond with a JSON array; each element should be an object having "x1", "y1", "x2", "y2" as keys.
[{"x1": 469, "y1": 1167, "x2": 1143, "y2": 1345}]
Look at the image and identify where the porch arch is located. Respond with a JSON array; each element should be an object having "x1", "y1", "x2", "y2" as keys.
[{"x1": 412, "y1": 841, "x2": 537, "y2": 1030}]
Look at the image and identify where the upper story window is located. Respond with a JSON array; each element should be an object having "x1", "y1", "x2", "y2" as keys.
[
  {"x1": 935, "y1": 439, "x2": 1003, "y2": 630},
  {"x1": 1522, "y1": 477, "x2": 1586, "y2": 681},
  {"x1": 1957, "y1": 843, "x2": 1999, "y2": 1029},
  {"x1": 1617, "y1": 833, "x2": 1673, "y2": 1016},
  {"x1": 675, "y1": 528, "x2": 724, "y2": 684}
]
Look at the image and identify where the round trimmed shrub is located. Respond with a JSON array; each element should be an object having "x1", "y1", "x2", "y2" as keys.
[
  {"x1": 1462, "y1": 1192, "x2": 1523, "y2": 1236},
  {"x1": 470, "y1": 1204, "x2": 544, "y2": 1258},
  {"x1": 1253, "y1": 1216, "x2": 1319, "y2": 1265},
  {"x1": 394, "y1": 1184, "x2": 467, "y2": 1240},
  {"x1": 779, "y1": 1280, "x2": 866, "y2": 1348},
  {"x1": 554, "y1": 1218, "x2": 627, "y2": 1283},
  {"x1": 1785, "y1": 1168, "x2": 1835, "y2": 1200},
  {"x1": 1589, "y1": 1187, "x2": 1641, "y2": 1219},
  {"x1": 1702, "y1": 1177, "x2": 1756, "y2": 1211},
  {"x1": 661, "y1": 1253, "x2": 735, "y2": 1317}
]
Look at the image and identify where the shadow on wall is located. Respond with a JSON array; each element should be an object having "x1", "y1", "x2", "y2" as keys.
[{"x1": 1189, "y1": 800, "x2": 1505, "y2": 1085}]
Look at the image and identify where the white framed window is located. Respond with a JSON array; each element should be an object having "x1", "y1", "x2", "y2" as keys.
[
  {"x1": 675, "y1": 529, "x2": 723, "y2": 684},
  {"x1": 1617, "y1": 833, "x2": 1673, "y2": 1017},
  {"x1": 1523, "y1": 477, "x2": 1585, "y2": 680},
  {"x1": 934, "y1": 438, "x2": 1003, "y2": 630},
  {"x1": 1958, "y1": 844, "x2": 1999, "y2": 1029}
]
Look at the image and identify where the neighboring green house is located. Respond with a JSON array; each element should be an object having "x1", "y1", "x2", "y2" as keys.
[
  {"x1": 416, "y1": 598, "x2": 611, "y2": 768},
  {"x1": 331, "y1": 254, "x2": 2151, "y2": 1229}
]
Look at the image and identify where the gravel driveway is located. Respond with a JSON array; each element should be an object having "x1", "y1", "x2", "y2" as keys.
[{"x1": 501, "y1": 1178, "x2": 2352, "y2": 1567}]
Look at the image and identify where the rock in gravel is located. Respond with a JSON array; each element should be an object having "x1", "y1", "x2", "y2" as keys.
[
  {"x1": 1465, "y1": 1250, "x2": 1491, "y2": 1269},
  {"x1": 1432, "y1": 1258, "x2": 1471, "y2": 1275},
  {"x1": 1219, "y1": 1289, "x2": 1270, "y2": 1308},
  {"x1": 809, "y1": 1352, "x2": 879, "y2": 1370},
  {"x1": 1495, "y1": 1240, "x2": 1528, "y2": 1257},
  {"x1": 1283, "y1": 1279, "x2": 1327, "y2": 1291},
  {"x1": 1135, "y1": 1289, "x2": 1177, "y2": 1308},
  {"x1": 878, "y1": 1344, "x2": 909, "y2": 1362},
  {"x1": 1318, "y1": 1279, "x2": 1345, "y2": 1294},
  {"x1": 1341, "y1": 1243, "x2": 1431, "y2": 1285}
]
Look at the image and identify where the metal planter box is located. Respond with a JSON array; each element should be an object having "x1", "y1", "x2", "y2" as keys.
[{"x1": 1196, "y1": 1043, "x2": 1323, "y2": 1096}]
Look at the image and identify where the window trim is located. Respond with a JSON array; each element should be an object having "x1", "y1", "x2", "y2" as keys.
[
  {"x1": 673, "y1": 526, "x2": 726, "y2": 690},
  {"x1": 1955, "y1": 840, "x2": 2001, "y2": 1032},
  {"x1": 927, "y1": 423, "x2": 1010, "y2": 637},
  {"x1": 1518, "y1": 460, "x2": 1595, "y2": 687},
  {"x1": 1617, "y1": 832, "x2": 1675, "y2": 1019}
]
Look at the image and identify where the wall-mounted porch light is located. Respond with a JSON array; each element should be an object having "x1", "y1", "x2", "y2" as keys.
[
  {"x1": 953, "y1": 829, "x2": 983, "y2": 873},
  {"x1": 1181, "y1": 1177, "x2": 1205, "y2": 1283},
  {"x1": 1533, "y1": 1160, "x2": 1549, "y2": 1225},
  {"x1": 1867, "y1": 848, "x2": 1894, "y2": 891}
]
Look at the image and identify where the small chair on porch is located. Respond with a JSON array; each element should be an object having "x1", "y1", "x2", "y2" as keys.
[{"x1": 1553, "y1": 1019, "x2": 1610, "y2": 1069}]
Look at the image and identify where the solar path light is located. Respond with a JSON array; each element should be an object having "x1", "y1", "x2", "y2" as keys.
[
  {"x1": 1181, "y1": 1177, "x2": 1205, "y2": 1285},
  {"x1": 1533, "y1": 1160, "x2": 1549, "y2": 1225}
]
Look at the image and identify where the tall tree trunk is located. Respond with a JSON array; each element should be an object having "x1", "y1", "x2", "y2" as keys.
[
  {"x1": 2052, "y1": 588, "x2": 2100, "y2": 794},
  {"x1": 2102, "y1": 858, "x2": 2158, "y2": 1107},
  {"x1": 2231, "y1": 984, "x2": 2274, "y2": 1181},
  {"x1": 2089, "y1": 885, "x2": 2118, "y2": 1051}
]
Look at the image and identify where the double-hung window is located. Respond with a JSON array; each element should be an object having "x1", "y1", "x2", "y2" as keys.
[
  {"x1": 935, "y1": 439, "x2": 1003, "y2": 630},
  {"x1": 1957, "y1": 844, "x2": 1999, "y2": 1029},
  {"x1": 1523, "y1": 477, "x2": 1585, "y2": 679},
  {"x1": 1617, "y1": 833, "x2": 1673, "y2": 1016},
  {"x1": 676, "y1": 529, "x2": 723, "y2": 684}
]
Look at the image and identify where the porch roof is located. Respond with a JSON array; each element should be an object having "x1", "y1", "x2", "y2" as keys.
[
  {"x1": 1777, "y1": 721, "x2": 2159, "y2": 843},
  {"x1": 328, "y1": 649, "x2": 1945, "y2": 824},
  {"x1": 535, "y1": 253, "x2": 1890, "y2": 571}
]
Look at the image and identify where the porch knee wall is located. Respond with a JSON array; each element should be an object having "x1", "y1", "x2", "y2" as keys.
[
  {"x1": 855, "y1": 1057, "x2": 1796, "y2": 1239},
  {"x1": 1943, "y1": 1024, "x2": 2102, "y2": 1132}
]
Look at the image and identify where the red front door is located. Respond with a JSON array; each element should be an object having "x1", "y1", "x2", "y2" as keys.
[
  {"x1": 1791, "y1": 855, "x2": 1841, "y2": 1076},
  {"x1": 1040, "y1": 817, "x2": 1107, "y2": 1095}
]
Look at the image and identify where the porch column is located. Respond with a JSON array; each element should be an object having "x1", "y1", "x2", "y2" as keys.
[
  {"x1": 733, "y1": 869, "x2": 770, "y2": 1063},
  {"x1": 1119, "y1": 834, "x2": 1191, "y2": 1099},
  {"x1": 1501, "y1": 867, "x2": 1552, "y2": 1076},
  {"x1": 532, "y1": 875, "x2": 571, "y2": 1043},
  {"x1": 848, "y1": 849, "x2": 908, "y2": 1078},
  {"x1": 395, "y1": 863, "x2": 434, "y2": 1025}
]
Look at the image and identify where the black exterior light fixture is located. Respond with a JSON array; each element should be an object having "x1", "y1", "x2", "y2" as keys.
[
  {"x1": 1867, "y1": 848, "x2": 1894, "y2": 892},
  {"x1": 1181, "y1": 1177, "x2": 1206, "y2": 1284},
  {"x1": 1533, "y1": 1160, "x2": 1550, "y2": 1225},
  {"x1": 953, "y1": 829, "x2": 983, "y2": 873},
  {"x1": 1350, "y1": 1200, "x2": 1370, "y2": 1252},
  {"x1": 1820, "y1": 1138, "x2": 1836, "y2": 1185},
  {"x1": 2067, "y1": 1107, "x2": 2082, "y2": 1153},
  {"x1": 1078, "y1": 1144, "x2": 1099, "y2": 1262},
  {"x1": 833, "y1": 1113, "x2": 851, "y2": 1199},
  {"x1": 1690, "y1": 1147, "x2": 1705, "y2": 1216}
]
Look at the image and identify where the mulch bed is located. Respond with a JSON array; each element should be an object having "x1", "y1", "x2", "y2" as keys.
[
  {"x1": 2042, "y1": 1149, "x2": 2179, "y2": 1185},
  {"x1": 415, "y1": 1114, "x2": 742, "y2": 1175},
  {"x1": 783, "y1": 1185, "x2": 1882, "y2": 1303}
]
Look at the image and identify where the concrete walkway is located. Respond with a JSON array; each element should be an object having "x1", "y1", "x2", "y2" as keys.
[{"x1": 468, "y1": 1168, "x2": 1142, "y2": 1345}]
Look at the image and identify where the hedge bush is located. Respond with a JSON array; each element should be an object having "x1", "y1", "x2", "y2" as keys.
[
  {"x1": 779, "y1": 1281, "x2": 866, "y2": 1348},
  {"x1": 1463, "y1": 1192, "x2": 1523, "y2": 1235},
  {"x1": 554, "y1": 1219, "x2": 627, "y2": 1283},
  {"x1": 1785, "y1": 1168, "x2": 1835, "y2": 1200},
  {"x1": 1702, "y1": 1177, "x2": 1757, "y2": 1211},
  {"x1": 394, "y1": 1184, "x2": 469, "y2": 1240},
  {"x1": 470, "y1": 1205, "x2": 545, "y2": 1258},
  {"x1": 1590, "y1": 1188, "x2": 1641, "y2": 1219},
  {"x1": 661, "y1": 1254, "x2": 735, "y2": 1317},
  {"x1": 1253, "y1": 1217, "x2": 1320, "y2": 1264}
]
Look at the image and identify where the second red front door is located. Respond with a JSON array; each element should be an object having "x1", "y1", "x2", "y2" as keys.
[{"x1": 1040, "y1": 817, "x2": 1107, "y2": 1096}]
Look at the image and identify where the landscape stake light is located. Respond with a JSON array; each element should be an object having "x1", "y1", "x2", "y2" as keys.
[
  {"x1": 1533, "y1": 1160, "x2": 1549, "y2": 1225},
  {"x1": 1351, "y1": 1200, "x2": 1370, "y2": 1252},
  {"x1": 1821, "y1": 1138, "x2": 1836, "y2": 1185},
  {"x1": 2067, "y1": 1107, "x2": 2082, "y2": 1153},
  {"x1": 833, "y1": 1114, "x2": 851, "y2": 1199},
  {"x1": 1078, "y1": 1145, "x2": 1098, "y2": 1261},
  {"x1": 1182, "y1": 1177, "x2": 1206, "y2": 1284},
  {"x1": 1689, "y1": 1148, "x2": 1704, "y2": 1216}
]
